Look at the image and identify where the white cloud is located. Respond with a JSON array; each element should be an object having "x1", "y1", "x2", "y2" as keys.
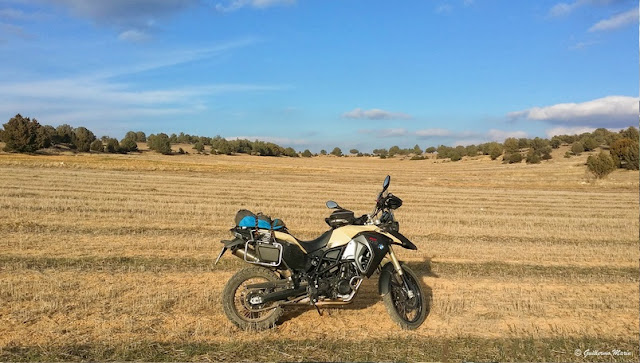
[
  {"x1": 343, "y1": 108, "x2": 412, "y2": 120},
  {"x1": 589, "y1": 7, "x2": 638, "y2": 32},
  {"x1": 215, "y1": 0, "x2": 295, "y2": 12},
  {"x1": 358, "y1": 128, "x2": 408, "y2": 138},
  {"x1": 118, "y1": 29, "x2": 149, "y2": 42},
  {"x1": 545, "y1": 126, "x2": 596, "y2": 137},
  {"x1": 548, "y1": 1, "x2": 582, "y2": 17},
  {"x1": 435, "y1": 4, "x2": 453, "y2": 14},
  {"x1": 508, "y1": 95, "x2": 638, "y2": 127},
  {"x1": 548, "y1": 0, "x2": 629, "y2": 17},
  {"x1": 568, "y1": 40, "x2": 599, "y2": 50},
  {"x1": 415, "y1": 128, "x2": 452, "y2": 137},
  {"x1": 0, "y1": 41, "x2": 286, "y2": 127},
  {"x1": 44, "y1": 0, "x2": 199, "y2": 40},
  {"x1": 463, "y1": 0, "x2": 475, "y2": 6},
  {"x1": 487, "y1": 129, "x2": 528, "y2": 141}
]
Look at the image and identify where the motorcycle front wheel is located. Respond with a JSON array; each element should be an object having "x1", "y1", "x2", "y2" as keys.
[
  {"x1": 382, "y1": 263, "x2": 429, "y2": 330},
  {"x1": 222, "y1": 266, "x2": 284, "y2": 330}
]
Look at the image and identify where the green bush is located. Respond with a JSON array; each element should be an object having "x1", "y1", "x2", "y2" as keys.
[
  {"x1": 489, "y1": 143, "x2": 503, "y2": 160},
  {"x1": 610, "y1": 138, "x2": 639, "y2": 170},
  {"x1": 349, "y1": 148, "x2": 359, "y2": 154},
  {"x1": 105, "y1": 138, "x2": 120, "y2": 153},
  {"x1": 73, "y1": 127, "x2": 96, "y2": 152},
  {"x1": 119, "y1": 137, "x2": 138, "y2": 152},
  {"x1": 581, "y1": 137, "x2": 599, "y2": 151},
  {"x1": 331, "y1": 147, "x2": 342, "y2": 157},
  {"x1": 505, "y1": 152, "x2": 523, "y2": 164},
  {"x1": 564, "y1": 151, "x2": 571, "y2": 158},
  {"x1": 2, "y1": 114, "x2": 42, "y2": 153},
  {"x1": 587, "y1": 152, "x2": 616, "y2": 178},
  {"x1": 410, "y1": 155, "x2": 425, "y2": 160},
  {"x1": 525, "y1": 151, "x2": 541, "y2": 164},
  {"x1": 301, "y1": 149, "x2": 312, "y2": 157},
  {"x1": 90, "y1": 139, "x2": 103, "y2": 152},
  {"x1": 284, "y1": 147, "x2": 299, "y2": 157},
  {"x1": 571, "y1": 142, "x2": 584, "y2": 155},
  {"x1": 147, "y1": 133, "x2": 172, "y2": 155},
  {"x1": 193, "y1": 141, "x2": 204, "y2": 153}
]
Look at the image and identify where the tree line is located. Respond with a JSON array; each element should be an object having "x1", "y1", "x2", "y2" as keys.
[{"x1": 1, "y1": 114, "x2": 637, "y2": 176}]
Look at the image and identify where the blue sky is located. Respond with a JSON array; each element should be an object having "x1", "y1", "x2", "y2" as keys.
[{"x1": 0, "y1": 0, "x2": 637, "y2": 152}]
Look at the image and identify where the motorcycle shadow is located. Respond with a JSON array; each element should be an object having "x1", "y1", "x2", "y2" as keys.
[{"x1": 279, "y1": 257, "x2": 435, "y2": 325}]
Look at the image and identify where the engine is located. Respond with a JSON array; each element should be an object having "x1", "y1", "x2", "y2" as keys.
[{"x1": 314, "y1": 261, "x2": 360, "y2": 300}]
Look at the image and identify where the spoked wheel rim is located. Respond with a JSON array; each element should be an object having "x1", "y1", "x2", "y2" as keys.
[
  {"x1": 389, "y1": 272, "x2": 422, "y2": 323},
  {"x1": 232, "y1": 277, "x2": 278, "y2": 322}
]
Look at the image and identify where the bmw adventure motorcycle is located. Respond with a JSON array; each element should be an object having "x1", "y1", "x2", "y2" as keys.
[{"x1": 216, "y1": 175, "x2": 428, "y2": 330}]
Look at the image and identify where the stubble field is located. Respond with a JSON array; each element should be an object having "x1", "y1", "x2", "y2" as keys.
[{"x1": 0, "y1": 146, "x2": 638, "y2": 362}]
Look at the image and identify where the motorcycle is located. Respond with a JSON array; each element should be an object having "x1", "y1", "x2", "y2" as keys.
[{"x1": 215, "y1": 175, "x2": 428, "y2": 330}]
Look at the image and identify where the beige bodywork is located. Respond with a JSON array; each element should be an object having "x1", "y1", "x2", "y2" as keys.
[{"x1": 274, "y1": 225, "x2": 403, "y2": 254}]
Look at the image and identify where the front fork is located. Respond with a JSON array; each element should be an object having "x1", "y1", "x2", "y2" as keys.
[{"x1": 387, "y1": 245, "x2": 415, "y2": 299}]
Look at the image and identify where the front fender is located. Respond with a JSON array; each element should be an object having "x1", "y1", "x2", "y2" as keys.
[{"x1": 378, "y1": 261, "x2": 395, "y2": 296}]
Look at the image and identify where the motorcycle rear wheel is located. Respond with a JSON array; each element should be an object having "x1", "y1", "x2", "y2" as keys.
[
  {"x1": 222, "y1": 266, "x2": 284, "y2": 330},
  {"x1": 382, "y1": 264, "x2": 429, "y2": 330}
]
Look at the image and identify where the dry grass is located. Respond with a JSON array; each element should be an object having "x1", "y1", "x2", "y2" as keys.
[{"x1": 0, "y1": 147, "x2": 638, "y2": 362}]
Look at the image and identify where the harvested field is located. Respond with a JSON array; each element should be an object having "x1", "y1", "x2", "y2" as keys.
[{"x1": 0, "y1": 148, "x2": 638, "y2": 362}]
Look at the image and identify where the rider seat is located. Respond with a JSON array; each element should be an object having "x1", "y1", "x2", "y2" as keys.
[{"x1": 294, "y1": 230, "x2": 333, "y2": 253}]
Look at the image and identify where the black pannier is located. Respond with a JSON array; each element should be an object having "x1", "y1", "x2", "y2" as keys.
[{"x1": 325, "y1": 209, "x2": 355, "y2": 229}]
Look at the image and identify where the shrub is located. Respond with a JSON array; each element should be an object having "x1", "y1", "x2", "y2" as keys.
[
  {"x1": 550, "y1": 137, "x2": 562, "y2": 149},
  {"x1": 136, "y1": 131, "x2": 147, "y2": 142},
  {"x1": 425, "y1": 146, "x2": 436, "y2": 153},
  {"x1": 571, "y1": 142, "x2": 584, "y2": 155},
  {"x1": 105, "y1": 138, "x2": 120, "y2": 153},
  {"x1": 525, "y1": 150, "x2": 541, "y2": 164},
  {"x1": 119, "y1": 137, "x2": 138, "y2": 152},
  {"x1": 388, "y1": 145, "x2": 400, "y2": 157},
  {"x1": 349, "y1": 148, "x2": 359, "y2": 154},
  {"x1": 581, "y1": 137, "x2": 599, "y2": 151},
  {"x1": 2, "y1": 114, "x2": 42, "y2": 152},
  {"x1": 504, "y1": 138, "x2": 520, "y2": 153},
  {"x1": 331, "y1": 147, "x2": 342, "y2": 157},
  {"x1": 505, "y1": 152, "x2": 523, "y2": 164},
  {"x1": 147, "y1": 133, "x2": 172, "y2": 155},
  {"x1": 284, "y1": 147, "x2": 299, "y2": 157},
  {"x1": 73, "y1": 127, "x2": 96, "y2": 152},
  {"x1": 373, "y1": 148, "x2": 388, "y2": 157},
  {"x1": 193, "y1": 141, "x2": 204, "y2": 153},
  {"x1": 449, "y1": 150, "x2": 462, "y2": 161},
  {"x1": 610, "y1": 138, "x2": 639, "y2": 170},
  {"x1": 178, "y1": 147, "x2": 185, "y2": 154},
  {"x1": 320, "y1": 149, "x2": 327, "y2": 155},
  {"x1": 489, "y1": 144, "x2": 503, "y2": 160},
  {"x1": 410, "y1": 155, "x2": 425, "y2": 160},
  {"x1": 90, "y1": 139, "x2": 103, "y2": 152},
  {"x1": 541, "y1": 150, "x2": 552, "y2": 160},
  {"x1": 564, "y1": 151, "x2": 571, "y2": 158},
  {"x1": 301, "y1": 149, "x2": 312, "y2": 157},
  {"x1": 587, "y1": 152, "x2": 616, "y2": 178},
  {"x1": 55, "y1": 124, "x2": 75, "y2": 145}
]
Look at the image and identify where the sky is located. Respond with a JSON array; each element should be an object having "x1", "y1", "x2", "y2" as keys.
[{"x1": 0, "y1": 0, "x2": 638, "y2": 152}]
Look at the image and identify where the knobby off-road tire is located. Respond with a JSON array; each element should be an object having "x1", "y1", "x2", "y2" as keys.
[
  {"x1": 382, "y1": 264, "x2": 429, "y2": 330},
  {"x1": 222, "y1": 266, "x2": 284, "y2": 330}
]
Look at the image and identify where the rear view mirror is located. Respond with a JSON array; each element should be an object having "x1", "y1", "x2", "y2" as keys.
[
  {"x1": 326, "y1": 200, "x2": 339, "y2": 209},
  {"x1": 382, "y1": 175, "x2": 391, "y2": 191}
]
